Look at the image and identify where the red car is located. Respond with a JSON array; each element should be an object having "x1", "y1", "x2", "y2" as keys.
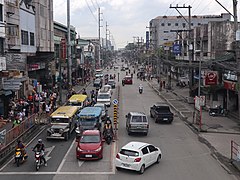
[
  {"x1": 123, "y1": 76, "x2": 133, "y2": 84},
  {"x1": 76, "y1": 130, "x2": 103, "y2": 160}
]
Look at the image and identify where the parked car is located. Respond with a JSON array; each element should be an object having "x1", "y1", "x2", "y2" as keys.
[
  {"x1": 97, "y1": 93, "x2": 111, "y2": 107},
  {"x1": 123, "y1": 76, "x2": 133, "y2": 85},
  {"x1": 115, "y1": 141, "x2": 162, "y2": 174},
  {"x1": 126, "y1": 112, "x2": 149, "y2": 136},
  {"x1": 150, "y1": 102, "x2": 174, "y2": 124},
  {"x1": 108, "y1": 79, "x2": 116, "y2": 89},
  {"x1": 76, "y1": 130, "x2": 103, "y2": 160},
  {"x1": 94, "y1": 103, "x2": 107, "y2": 121}
]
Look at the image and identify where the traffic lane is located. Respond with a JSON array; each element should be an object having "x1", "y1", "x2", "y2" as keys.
[
  {"x1": 1, "y1": 128, "x2": 76, "y2": 172},
  {"x1": 0, "y1": 175, "x2": 54, "y2": 180},
  {"x1": 57, "y1": 139, "x2": 115, "y2": 173},
  {"x1": 111, "y1": 77, "x2": 236, "y2": 180}
]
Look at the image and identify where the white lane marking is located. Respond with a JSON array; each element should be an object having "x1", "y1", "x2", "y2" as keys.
[
  {"x1": 0, "y1": 171, "x2": 115, "y2": 175},
  {"x1": 78, "y1": 160, "x2": 84, "y2": 167},
  {"x1": 56, "y1": 138, "x2": 76, "y2": 172},
  {"x1": 45, "y1": 146, "x2": 55, "y2": 162},
  {"x1": 0, "y1": 126, "x2": 46, "y2": 172},
  {"x1": 111, "y1": 141, "x2": 117, "y2": 174}
]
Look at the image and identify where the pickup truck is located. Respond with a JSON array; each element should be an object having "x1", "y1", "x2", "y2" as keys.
[{"x1": 150, "y1": 103, "x2": 174, "y2": 124}]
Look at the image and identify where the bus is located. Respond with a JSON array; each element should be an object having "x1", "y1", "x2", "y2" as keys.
[
  {"x1": 67, "y1": 94, "x2": 88, "y2": 110},
  {"x1": 47, "y1": 106, "x2": 78, "y2": 141},
  {"x1": 75, "y1": 107, "x2": 102, "y2": 139}
]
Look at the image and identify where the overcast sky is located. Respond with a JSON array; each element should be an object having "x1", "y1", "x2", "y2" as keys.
[{"x1": 53, "y1": 0, "x2": 234, "y2": 49}]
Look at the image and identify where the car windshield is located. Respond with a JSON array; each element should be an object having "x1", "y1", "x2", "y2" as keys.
[
  {"x1": 108, "y1": 81, "x2": 114, "y2": 84},
  {"x1": 80, "y1": 135, "x2": 100, "y2": 143},
  {"x1": 131, "y1": 116, "x2": 142, "y2": 122},
  {"x1": 68, "y1": 102, "x2": 82, "y2": 106},
  {"x1": 98, "y1": 94, "x2": 110, "y2": 99},
  {"x1": 120, "y1": 149, "x2": 139, "y2": 156},
  {"x1": 156, "y1": 106, "x2": 170, "y2": 112},
  {"x1": 51, "y1": 118, "x2": 69, "y2": 123},
  {"x1": 94, "y1": 105, "x2": 104, "y2": 111}
]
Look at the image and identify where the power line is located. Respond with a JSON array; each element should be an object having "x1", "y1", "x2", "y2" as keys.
[
  {"x1": 95, "y1": 0, "x2": 100, "y2": 8},
  {"x1": 90, "y1": 0, "x2": 97, "y2": 10},
  {"x1": 85, "y1": 0, "x2": 97, "y2": 22}
]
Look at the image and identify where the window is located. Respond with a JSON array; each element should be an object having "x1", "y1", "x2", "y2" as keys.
[
  {"x1": 168, "y1": 23, "x2": 171, "y2": 26},
  {"x1": 182, "y1": 23, "x2": 186, "y2": 28},
  {"x1": 8, "y1": 25, "x2": 18, "y2": 36},
  {"x1": 175, "y1": 23, "x2": 178, "y2": 26},
  {"x1": 163, "y1": 31, "x2": 168, "y2": 33},
  {"x1": 148, "y1": 145, "x2": 156, "y2": 152},
  {"x1": 198, "y1": 23, "x2": 201, "y2": 26},
  {"x1": 30, "y1": 32, "x2": 34, "y2": 46},
  {"x1": 120, "y1": 149, "x2": 139, "y2": 156},
  {"x1": 163, "y1": 39, "x2": 168, "y2": 41},
  {"x1": 191, "y1": 23, "x2": 194, "y2": 26},
  {"x1": 0, "y1": 4, "x2": 3, "y2": 22},
  {"x1": 142, "y1": 116, "x2": 147, "y2": 122},
  {"x1": 0, "y1": 38, "x2": 4, "y2": 55},
  {"x1": 131, "y1": 116, "x2": 142, "y2": 123},
  {"x1": 161, "y1": 23, "x2": 165, "y2": 26},
  {"x1": 21, "y1": 30, "x2": 28, "y2": 45},
  {"x1": 40, "y1": 4, "x2": 45, "y2": 17},
  {"x1": 141, "y1": 147, "x2": 149, "y2": 155}
]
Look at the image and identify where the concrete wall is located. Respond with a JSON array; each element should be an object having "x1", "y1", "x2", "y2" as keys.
[{"x1": 20, "y1": 1, "x2": 36, "y2": 53}]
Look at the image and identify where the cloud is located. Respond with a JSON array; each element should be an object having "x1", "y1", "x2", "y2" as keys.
[{"x1": 53, "y1": 0, "x2": 237, "y2": 49}]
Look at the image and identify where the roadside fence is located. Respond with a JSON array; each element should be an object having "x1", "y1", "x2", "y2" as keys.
[{"x1": 231, "y1": 140, "x2": 240, "y2": 161}]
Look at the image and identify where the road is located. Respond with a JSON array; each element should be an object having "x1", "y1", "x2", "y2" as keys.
[{"x1": 0, "y1": 59, "x2": 238, "y2": 180}]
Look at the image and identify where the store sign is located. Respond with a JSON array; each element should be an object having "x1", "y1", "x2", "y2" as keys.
[
  {"x1": 61, "y1": 38, "x2": 66, "y2": 60},
  {"x1": 146, "y1": 31, "x2": 149, "y2": 50},
  {"x1": 223, "y1": 80, "x2": 236, "y2": 91},
  {"x1": 204, "y1": 71, "x2": 218, "y2": 85}
]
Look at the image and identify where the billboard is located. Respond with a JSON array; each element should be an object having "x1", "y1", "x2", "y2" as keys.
[
  {"x1": 204, "y1": 71, "x2": 218, "y2": 86},
  {"x1": 146, "y1": 31, "x2": 149, "y2": 50}
]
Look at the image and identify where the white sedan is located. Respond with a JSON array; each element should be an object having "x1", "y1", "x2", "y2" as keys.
[
  {"x1": 115, "y1": 141, "x2": 162, "y2": 174},
  {"x1": 98, "y1": 84, "x2": 112, "y2": 96}
]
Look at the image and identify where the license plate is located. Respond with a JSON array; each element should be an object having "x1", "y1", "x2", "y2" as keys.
[
  {"x1": 163, "y1": 118, "x2": 168, "y2": 121},
  {"x1": 85, "y1": 154, "x2": 92, "y2": 158},
  {"x1": 122, "y1": 163, "x2": 130, "y2": 167}
]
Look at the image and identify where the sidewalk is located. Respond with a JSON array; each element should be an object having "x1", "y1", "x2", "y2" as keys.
[
  {"x1": 0, "y1": 81, "x2": 91, "y2": 134},
  {"x1": 147, "y1": 77, "x2": 240, "y2": 172}
]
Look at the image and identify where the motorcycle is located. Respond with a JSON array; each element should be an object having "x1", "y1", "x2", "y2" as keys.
[
  {"x1": 209, "y1": 106, "x2": 228, "y2": 117},
  {"x1": 15, "y1": 148, "x2": 27, "y2": 167},
  {"x1": 139, "y1": 88, "x2": 143, "y2": 94},
  {"x1": 104, "y1": 129, "x2": 113, "y2": 145},
  {"x1": 34, "y1": 151, "x2": 44, "y2": 171}
]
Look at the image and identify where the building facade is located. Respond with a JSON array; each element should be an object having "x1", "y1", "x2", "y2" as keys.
[{"x1": 149, "y1": 13, "x2": 231, "y2": 49}]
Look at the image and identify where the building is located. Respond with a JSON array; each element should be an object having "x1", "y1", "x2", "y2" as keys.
[{"x1": 149, "y1": 13, "x2": 231, "y2": 49}]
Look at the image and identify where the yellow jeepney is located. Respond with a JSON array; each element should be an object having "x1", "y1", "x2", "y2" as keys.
[
  {"x1": 47, "y1": 106, "x2": 78, "y2": 140},
  {"x1": 68, "y1": 94, "x2": 88, "y2": 110}
]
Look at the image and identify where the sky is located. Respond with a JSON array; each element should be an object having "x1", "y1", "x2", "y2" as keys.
[{"x1": 53, "y1": 0, "x2": 234, "y2": 49}]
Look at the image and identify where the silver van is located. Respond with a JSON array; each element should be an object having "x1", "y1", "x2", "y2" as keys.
[{"x1": 126, "y1": 112, "x2": 149, "y2": 136}]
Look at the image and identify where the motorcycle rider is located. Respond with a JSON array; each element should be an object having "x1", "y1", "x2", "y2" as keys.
[
  {"x1": 33, "y1": 139, "x2": 47, "y2": 166},
  {"x1": 139, "y1": 84, "x2": 143, "y2": 93},
  {"x1": 15, "y1": 140, "x2": 27, "y2": 160},
  {"x1": 103, "y1": 117, "x2": 113, "y2": 138}
]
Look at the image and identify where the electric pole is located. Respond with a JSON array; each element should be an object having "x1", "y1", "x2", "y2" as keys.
[
  {"x1": 170, "y1": 4, "x2": 193, "y2": 98},
  {"x1": 98, "y1": 8, "x2": 103, "y2": 68},
  {"x1": 106, "y1": 22, "x2": 108, "y2": 50},
  {"x1": 67, "y1": 0, "x2": 72, "y2": 86}
]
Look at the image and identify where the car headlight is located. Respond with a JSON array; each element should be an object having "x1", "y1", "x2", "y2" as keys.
[
  {"x1": 59, "y1": 128, "x2": 64, "y2": 133},
  {"x1": 77, "y1": 147, "x2": 83, "y2": 152},
  {"x1": 95, "y1": 146, "x2": 102, "y2": 152}
]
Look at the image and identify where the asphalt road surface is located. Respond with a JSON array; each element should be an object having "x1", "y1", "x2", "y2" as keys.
[{"x1": 0, "y1": 60, "x2": 238, "y2": 180}]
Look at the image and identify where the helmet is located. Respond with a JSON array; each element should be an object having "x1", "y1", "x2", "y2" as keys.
[
  {"x1": 38, "y1": 139, "x2": 42, "y2": 143},
  {"x1": 17, "y1": 139, "x2": 22, "y2": 144}
]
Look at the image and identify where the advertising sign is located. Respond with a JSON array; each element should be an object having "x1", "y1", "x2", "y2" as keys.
[
  {"x1": 204, "y1": 71, "x2": 218, "y2": 86},
  {"x1": 223, "y1": 80, "x2": 236, "y2": 91},
  {"x1": 61, "y1": 38, "x2": 66, "y2": 60},
  {"x1": 146, "y1": 31, "x2": 149, "y2": 50},
  {"x1": 173, "y1": 44, "x2": 181, "y2": 55}
]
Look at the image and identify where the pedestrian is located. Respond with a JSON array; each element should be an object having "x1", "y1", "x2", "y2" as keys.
[
  {"x1": 12, "y1": 116, "x2": 21, "y2": 128},
  {"x1": 163, "y1": 80, "x2": 166, "y2": 89},
  {"x1": 45, "y1": 103, "x2": 51, "y2": 116}
]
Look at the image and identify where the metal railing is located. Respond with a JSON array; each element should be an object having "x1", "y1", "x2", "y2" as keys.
[{"x1": 231, "y1": 140, "x2": 240, "y2": 161}]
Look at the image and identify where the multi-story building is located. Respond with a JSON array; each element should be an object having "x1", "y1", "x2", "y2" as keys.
[{"x1": 149, "y1": 13, "x2": 231, "y2": 49}]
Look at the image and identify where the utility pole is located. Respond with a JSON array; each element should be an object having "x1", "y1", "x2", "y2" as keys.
[
  {"x1": 170, "y1": 4, "x2": 193, "y2": 98},
  {"x1": 98, "y1": 8, "x2": 102, "y2": 68},
  {"x1": 67, "y1": 0, "x2": 72, "y2": 86},
  {"x1": 106, "y1": 22, "x2": 108, "y2": 50}
]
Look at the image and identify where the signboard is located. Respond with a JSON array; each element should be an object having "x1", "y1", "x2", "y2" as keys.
[
  {"x1": 172, "y1": 44, "x2": 181, "y2": 55},
  {"x1": 61, "y1": 38, "x2": 66, "y2": 60},
  {"x1": 204, "y1": 71, "x2": 218, "y2": 86},
  {"x1": 112, "y1": 99, "x2": 118, "y2": 105},
  {"x1": 146, "y1": 31, "x2": 149, "y2": 50},
  {"x1": 223, "y1": 80, "x2": 236, "y2": 91}
]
